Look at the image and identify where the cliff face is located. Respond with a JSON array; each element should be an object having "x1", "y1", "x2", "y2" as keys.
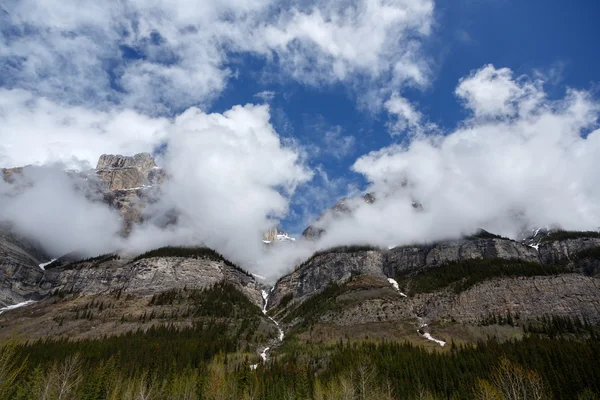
[
  {"x1": 0, "y1": 225, "x2": 49, "y2": 307},
  {"x1": 538, "y1": 238, "x2": 600, "y2": 265},
  {"x1": 268, "y1": 234, "x2": 600, "y2": 343},
  {"x1": 384, "y1": 238, "x2": 539, "y2": 276},
  {"x1": 270, "y1": 238, "x2": 540, "y2": 310},
  {"x1": 96, "y1": 153, "x2": 160, "y2": 191},
  {"x1": 41, "y1": 256, "x2": 263, "y2": 306},
  {"x1": 270, "y1": 250, "x2": 385, "y2": 308}
]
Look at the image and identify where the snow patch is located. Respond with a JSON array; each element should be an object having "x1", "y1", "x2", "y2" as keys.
[
  {"x1": 38, "y1": 259, "x2": 56, "y2": 270},
  {"x1": 0, "y1": 300, "x2": 36, "y2": 315},
  {"x1": 387, "y1": 278, "x2": 407, "y2": 297},
  {"x1": 421, "y1": 332, "x2": 446, "y2": 347},
  {"x1": 416, "y1": 317, "x2": 445, "y2": 346},
  {"x1": 260, "y1": 347, "x2": 270, "y2": 361},
  {"x1": 261, "y1": 289, "x2": 285, "y2": 346}
]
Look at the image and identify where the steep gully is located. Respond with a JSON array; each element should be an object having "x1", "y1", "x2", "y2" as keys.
[
  {"x1": 387, "y1": 278, "x2": 446, "y2": 347},
  {"x1": 251, "y1": 288, "x2": 285, "y2": 369}
]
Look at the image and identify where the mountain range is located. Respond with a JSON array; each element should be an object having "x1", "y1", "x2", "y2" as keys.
[{"x1": 1, "y1": 153, "x2": 599, "y2": 398}]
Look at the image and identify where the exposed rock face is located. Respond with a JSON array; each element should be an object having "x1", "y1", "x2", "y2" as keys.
[
  {"x1": 0, "y1": 225, "x2": 49, "y2": 307},
  {"x1": 418, "y1": 274, "x2": 600, "y2": 324},
  {"x1": 2, "y1": 255, "x2": 263, "y2": 310},
  {"x1": 311, "y1": 274, "x2": 600, "y2": 328},
  {"x1": 384, "y1": 238, "x2": 539, "y2": 277},
  {"x1": 96, "y1": 153, "x2": 157, "y2": 175},
  {"x1": 41, "y1": 256, "x2": 263, "y2": 306},
  {"x1": 1, "y1": 167, "x2": 24, "y2": 183},
  {"x1": 269, "y1": 234, "x2": 600, "y2": 338},
  {"x1": 538, "y1": 238, "x2": 600, "y2": 265},
  {"x1": 270, "y1": 250, "x2": 385, "y2": 308},
  {"x1": 94, "y1": 153, "x2": 166, "y2": 232},
  {"x1": 302, "y1": 193, "x2": 376, "y2": 239},
  {"x1": 96, "y1": 168, "x2": 146, "y2": 191},
  {"x1": 270, "y1": 238, "x2": 540, "y2": 309},
  {"x1": 96, "y1": 153, "x2": 160, "y2": 191}
]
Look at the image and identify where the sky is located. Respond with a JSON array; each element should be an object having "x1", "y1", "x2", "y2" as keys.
[{"x1": 1, "y1": 0, "x2": 600, "y2": 277}]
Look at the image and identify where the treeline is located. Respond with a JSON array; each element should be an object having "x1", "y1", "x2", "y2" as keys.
[
  {"x1": 148, "y1": 282, "x2": 263, "y2": 320},
  {"x1": 396, "y1": 258, "x2": 567, "y2": 294},
  {"x1": 541, "y1": 230, "x2": 600, "y2": 243},
  {"x1": 2, "y1": 334, "x2": 599, "y2": 399},
  {"x1": 132, "y1": 246, "x2": 251, "y2": 276},
  {"x1": 45, "y1": 253, "x2": 120, "y2": 270},
  {"x1": 464, "y1": 229, "x2": 509, "y2": 241}
]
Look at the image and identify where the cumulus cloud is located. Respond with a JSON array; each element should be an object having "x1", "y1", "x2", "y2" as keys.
[
  {"x1": 0, "y1": 165, "x2": 123, "y2": 257},
  {"x1": 0, "y1": 102, "x2": 311, "y2": 274},
  {"x1": 1, "y1": 0, "x2": 435, "y2": 114},
  {"x1": 323, "y1": 127, "x2": 356, "y2": 159},
  {"x1": 384, "y1": 93, "x2": 438, "y2": 136},
  {"x1": 455, "y1": 64, "x2": 544, "y2": 119},
  {"x1": 0, "y1": 89, "x2": 169, "y2": 168},
  {"x1": 125, "y1": 104, "x2": 312, "y2": 267},
  {"x1": 315, "y1": 65, "x2": 600, "y2": 248}
]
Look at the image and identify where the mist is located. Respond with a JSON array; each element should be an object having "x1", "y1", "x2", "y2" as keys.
[{"x1": 1, "y1": 66, "x2": 599, "y2": 281}]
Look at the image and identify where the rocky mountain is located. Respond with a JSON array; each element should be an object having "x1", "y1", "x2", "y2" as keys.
[
  {"x1": 302, "y1": 193, "x2": 376, "y2": 239},
  {"x1": 262, "y1": 227, "x2": 295, "y2": 244},
  {"x1": 266, "y1": 231, "x2": 600, "y2": 346},
  {"x1": 0, "y1": 224, "x2": 50, "y2": 307},
  {"x1": 0, "y1": 246, "x2": 274, "y2": 341},
  {"x1": 96, "y1": 153, "x2": 164, "y2": 191}
]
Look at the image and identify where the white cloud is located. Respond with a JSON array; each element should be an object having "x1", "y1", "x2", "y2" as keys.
[
  {"x1": 0, "y1": 89, "x2": 170, "y2": 168},
  {"x1": 323, "y1": 127, "x2": 356, "y2": 159},
  {"x1": 384, "y1": 92, "x2": 438, "y2": 136},
  {"x1": 311, "y1": 66, "x2": 600, "y2": 248},
  {"x1": 0, "y1": 100, "x2": 312, "y2": 273},
  {"x1": 455, "y1": 64, "x2": 544, "y2": 119},
  {"x1": 126, "y1": 104, "x2": 313, "y2": 267},
  {"x1": 1, "y1": 0, "x2": 435, "y2": 114},
  {"x1": 254, "y1": 90, "x2": 276, "y2": 102},
  {"x1": 0, "y1": 165, "x2": 123, "y2": 256}
]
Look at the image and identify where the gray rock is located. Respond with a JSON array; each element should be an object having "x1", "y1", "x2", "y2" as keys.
[
  {"x1": 96, "y1": 153, "x2": 161, "y2": 191},
  {"x1": 0, "y1": 225, "x2": 49, "y2": 306},
  {"x1": 96, "y1": 153, "x2": 157, "y2": 175},
  {"x1": 413, "y1": 274, "x2": 600, "y2": 324},
  {"x1": 42, "y1": 256, "x2": 263, "y2": 307},
  {"x1": 270, "y1": 250, "x2": 385, "y2": 308},
  {"x1": 384, "y1": 238, "x2": 539, "y2": 277},
  {"x1": 538, "y1": 238, "x2": 600, "y2": 265}
]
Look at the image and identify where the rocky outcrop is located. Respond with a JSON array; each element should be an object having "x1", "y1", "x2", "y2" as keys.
[
  {"x1": 270, "y1": 238, "x2": 540, "y2": 310},
  {"x1": 418, "y1": 274, "x2": 600, "y2": 324},
  {"x1": 40, "y1": 256, "x2": 263, "y2": 307},
  {"x1": 302, "y1": 193, "x2": 376, "y2": 239},
  {"x1": 96, "y1": 153, "x2": 157, "y2": 175},
  {"x1": 96, "y1": 153, "x2": 161, "y2": 191},
  {"x1": 538, "y1": 238, "x2": 600, "y2": 265},
  {"x1": 270, "y1": 250, "x2": 385, "y2": 308},
  {"x1": 384, "y1": 238, "x2": 539, "y2": 276},
  {"x1": 1, "y1": 167, "x2": 24, "y2": 183},
  {"x1": 0, "y1": 225, "x2": 49, "y2": 307},
  {"x1": 94, "y1": 153, "x2": 166, "y2": 232}
]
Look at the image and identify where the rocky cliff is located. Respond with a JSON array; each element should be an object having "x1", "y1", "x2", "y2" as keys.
[
  {"x1": 302, "y1": 193, "x2": 376, "y2": 239},
  {"x1": 42, "y1": 255, "x2": 263, "y2": 306},
  {"x1": 0, "y1": 224, "x2": 49, "y2": 307},
  {"x1": 96, "y1": 153, "x2": 161, "y2": 191},
  {"x1": 268, "y1": 233, "x2": 600, "y2": 345}
]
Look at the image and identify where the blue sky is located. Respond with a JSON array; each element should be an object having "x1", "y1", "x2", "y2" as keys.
[
  {"x1": 1, "y1": 0, "x2": 600, "y2": 247},
  {"x1": 205, "y1": 0, "x2": 600, "y2": 232}
]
